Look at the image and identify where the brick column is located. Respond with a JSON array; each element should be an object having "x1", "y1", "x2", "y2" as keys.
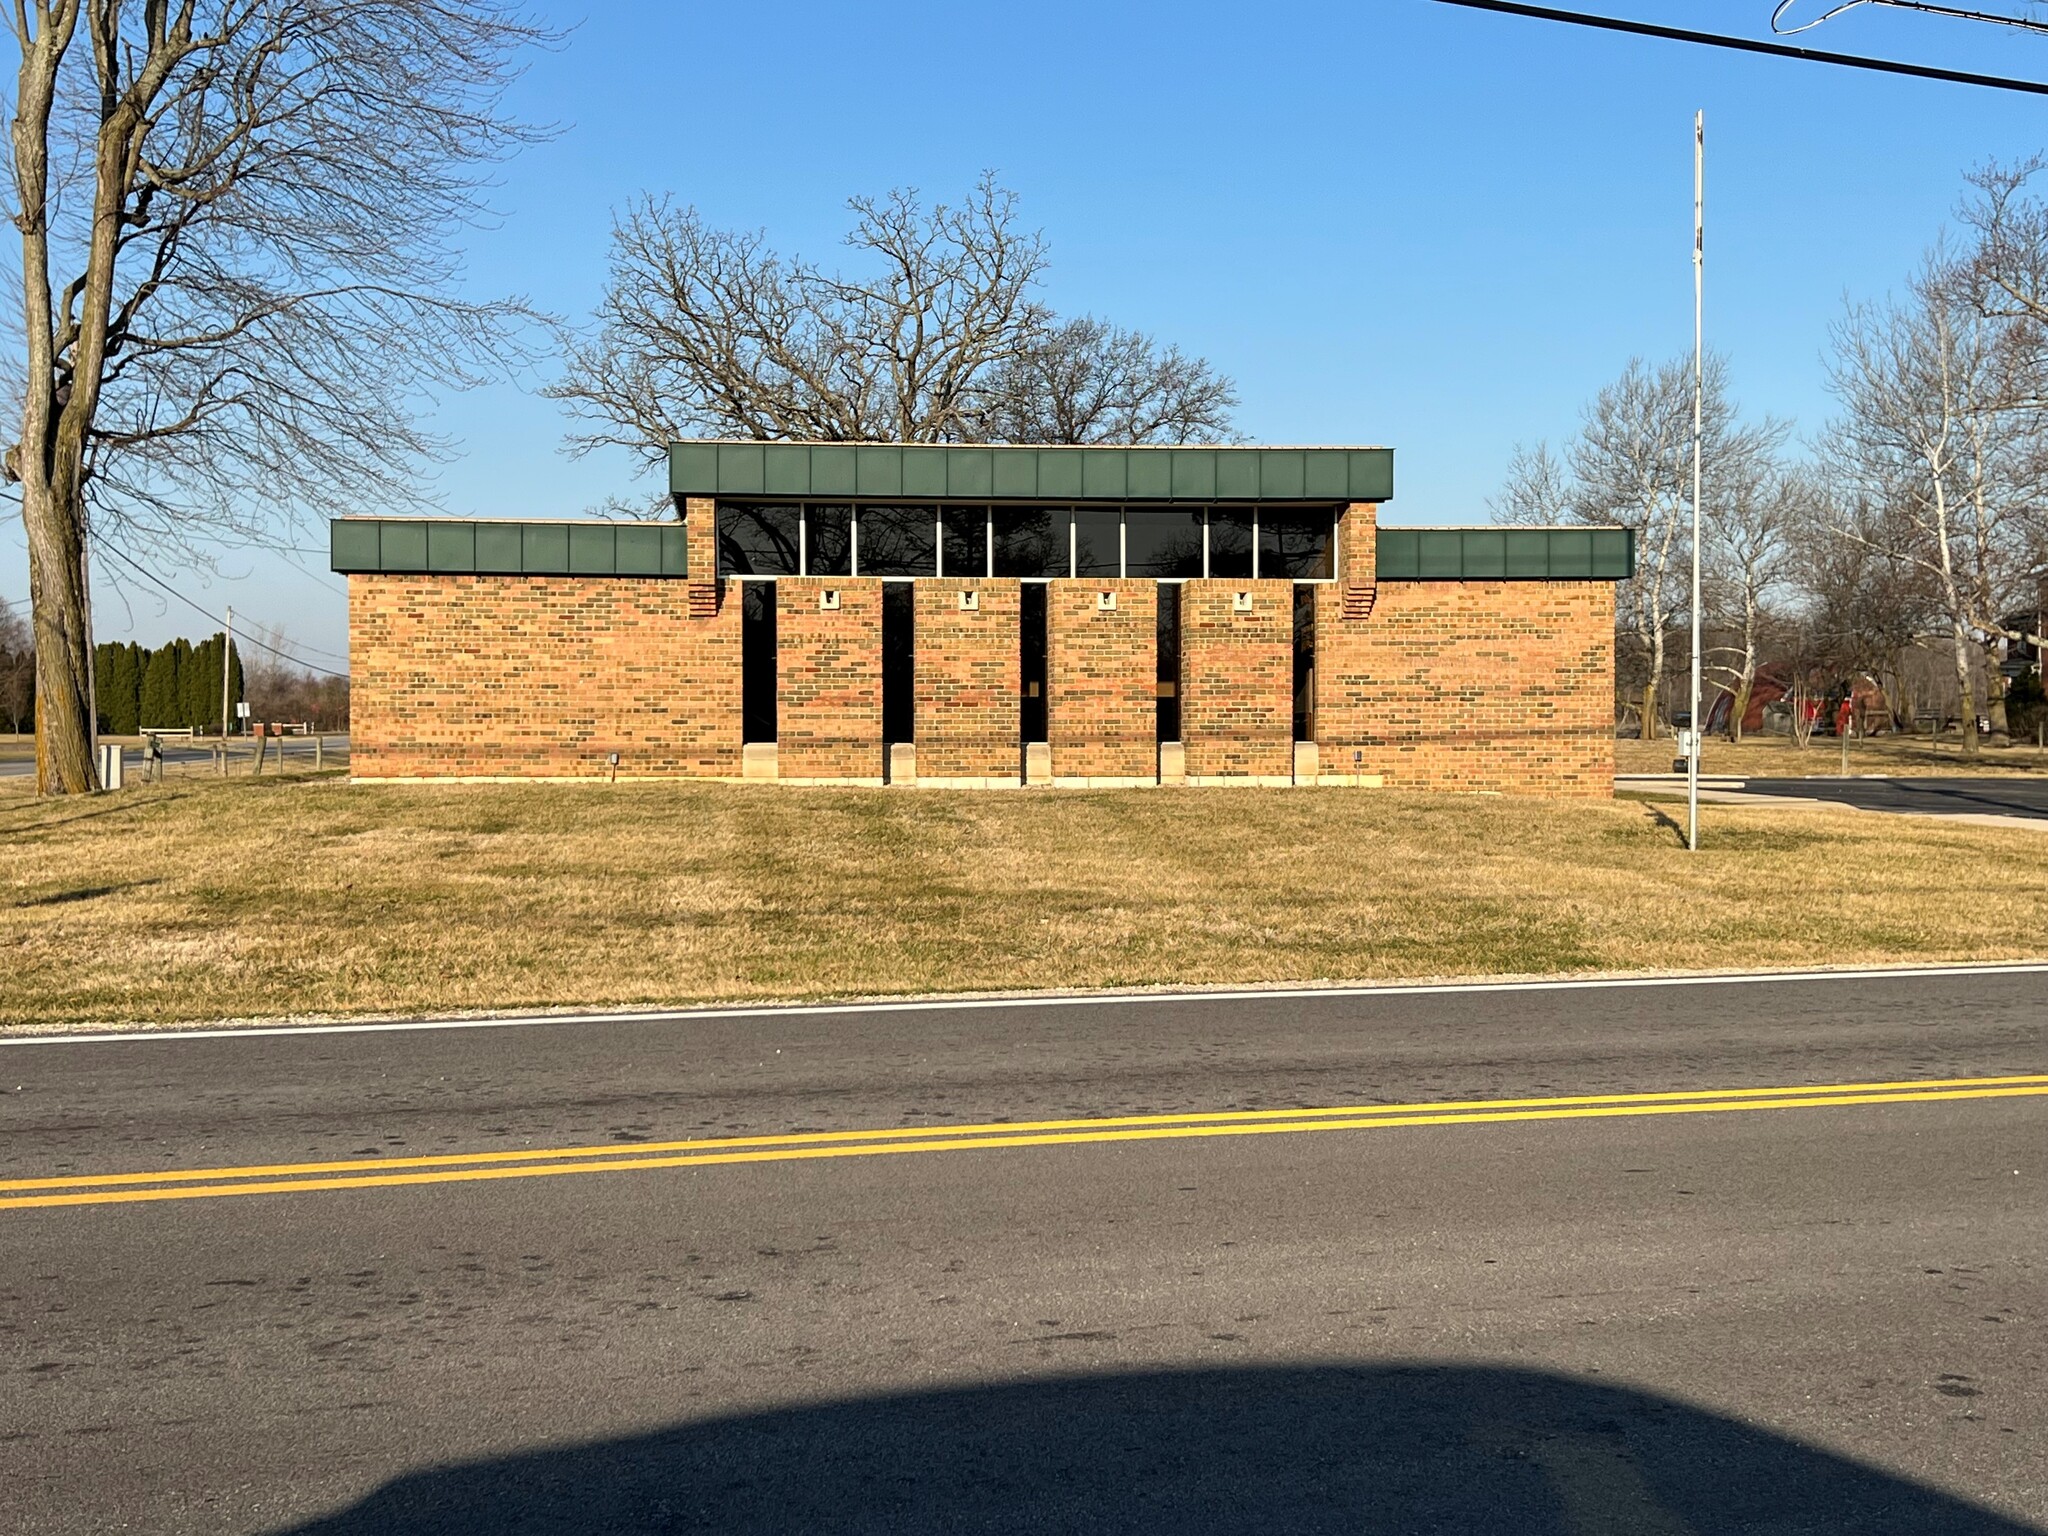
[
  {"x1": 683, "y1": 495, "x2": 721, "y2": 619},
  {"x1": 915, "y1": 579, "x2": 1021, "y2": 785},
  {"x1": 1048, "y1": 580, "x2": 1156, "y2": 784},
  {"x1": 1180, "y1": 579, "x2": 1293, "y2": 781},
  {"x1": 1314, "y1": 501, "x2": 1382, "y2": 780},
  {"x1": 777, "y1": 578, "x2": 884, "y2": 783}
]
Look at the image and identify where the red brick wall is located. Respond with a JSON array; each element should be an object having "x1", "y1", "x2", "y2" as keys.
[
  {"x1": 776, "y1": 578, "x2": 883, "y2": 781},
  {"x1": 1180, "y1": 579, "x2": 1294, "y2": 778},
  {"x1": 916, "y1": 580, "x2": 1021, "y2": 779},
  {"x1": 1339, "y1": 501, "x2": 1377, "y2": 587},
  {"x1": 349, "y1": 572, "x2": 740, "y2": 777},
  {"x1": 1048, "y1": 580, "x2": 1156, "y2": 779},
  {"x1": 1314, "y1": 577, "x2": 1615, "y2": 796}
]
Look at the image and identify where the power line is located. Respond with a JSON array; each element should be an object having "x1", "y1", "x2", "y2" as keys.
[
  {"x1": 1774, "y1": 0, "x2": 2048, "y2": 37},
  {"x1": 1429, "y1": 0, "x2": 2048, "y2": 94},
  {"x1": 95, "y1": 543, "x2": 350, "y2": 679}
]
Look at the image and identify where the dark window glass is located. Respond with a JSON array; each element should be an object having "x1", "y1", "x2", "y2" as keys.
[
  {"x1": 1293, "y1": 583, "x2": 1316, "y2": 742},
  {"x1": 1074, "y1": 509, "x2": 1120, "y2": 579},
  {"x1": 1125, "y1": 510, "x2": 1205, "y2": 579},
  {"x1": 993, "y1": 508, "x2": 1066, "y2": 578},
  {"x1": 742, "y1": 582, "x2": 777, "y2": 743},
  {"x1": 1209, "y1": 510, "x2": 1254, "y2": 579},
  {"x1": 1261, "y1": 509, "x2": 1336, "y2": 580},
  {"x1": 1021, "y1": 583, "x2": 1048, "y2": 743},
  {"x1": 718, "y1": 504, "x2": 801, "y2": 577},
  {"x1": 940, "y1": 507, "x2": 987, "y2": 577},
  {"x1": 859, "y1": 505, "x2": 936, "y2": 577},
  {"x1": 806, "y1": 505, "x2": 853, "y2": 577},
  {"x1": 1157, "y1": 584, "x2": 1182, "y2": 744},
  {"x1": 882, "y1": 583, "x2": 915, "y2": 743}
]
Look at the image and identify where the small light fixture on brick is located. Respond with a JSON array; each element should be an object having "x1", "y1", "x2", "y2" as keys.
[
  {"x1": 958, "y1": 590, "x2": 979, "y2": 612},
  {"x1": 1233, "y1": 590, "x2": 1253, "y2": 613},
  {"x1": 819, "y1": 589, "x2": 840, "y2": 611},
  {"x1": 1097, "y1": 590, "x2": 1117, "y2": 612}
]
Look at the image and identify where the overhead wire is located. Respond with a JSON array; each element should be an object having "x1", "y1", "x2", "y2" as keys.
[
  {"x1": 1428, "y1": 0, "x2": 2048, "y2": 93},
  {"x1": 94, "y1": 542, "x2": 350, "y2": 679},
  {"x1": 1773, "y1": 0, "x2": 2048, "y2": 36}
]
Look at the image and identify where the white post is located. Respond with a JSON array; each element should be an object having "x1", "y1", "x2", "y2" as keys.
[{"x1": 1688, "y1": 111, "x2": 1705, "y2": 854}]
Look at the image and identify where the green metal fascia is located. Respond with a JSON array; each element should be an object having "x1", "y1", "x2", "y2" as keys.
[
  {"x1": 666, "y1": 441, "x2": 1395, "y2": 504},
  {"x1": 1375, "y1": 526, "x2": 1634, "y2": 582},
  {"x1": 329, "y1": 519, "x2": 688, "y2": 578}
]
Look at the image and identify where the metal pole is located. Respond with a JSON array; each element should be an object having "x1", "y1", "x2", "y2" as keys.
[
  {"x1": 221, "y1": 605, "x2": 233, "y2": 744},
  {"x1": 1688, "y1": 110, "x2": 1705, "y2": 853}
]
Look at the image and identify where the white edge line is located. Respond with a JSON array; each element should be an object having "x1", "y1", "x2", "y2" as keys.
[{"x1": 6, "y1": 962, "x2": 2048, "y2": 1047}]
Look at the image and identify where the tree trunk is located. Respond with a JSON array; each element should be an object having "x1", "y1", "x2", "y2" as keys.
[
  {"x1": 1728, "y1": 675, "x2": 1753, "y2": 744},
  {"x1": 1641, "y1": 678, "x2": 1660, "y2": 742},
  {"x1": 1986, "y1": 654, "x2": 2010, "y2": 742},
  {"x1": 1952, "y1": 627, "x2": 1979, "y2": 758},
  {"x1": 22, "y1": 480, "x2": 95, "y2": 794}
]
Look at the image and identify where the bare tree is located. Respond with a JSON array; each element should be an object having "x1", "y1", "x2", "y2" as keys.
[
  {"x1": 241, "y1": 622, "x2": 346, "y2": 729},
  {"x1": 549, "y1": 176, "x2": 1238, "y2": 498},
  {"x1": 1786, "y1": 486, "x2": 1935, "y2": 731},
  {"x1": 1704, "y1": 465, "x2": 1800, "y2": 742},
  {"x1": 973, "y1": 315, "x2": 1237, "y2": 446},
  {"x1": 1488, "y1": 441, "x2": 1572, "y2": 527},
  {"x1": 0, "y1": 601, "x2": 31, "y2": 732},
  {"x1": 5, "y1": 2, "x2": 552, "y2": 795},
  {"x1": 1491, "y1": 356, "x2": 1783, "y2": 738},
  {"x1": 1823, "y1": 257, "x2": 2046, "y2": 754}
]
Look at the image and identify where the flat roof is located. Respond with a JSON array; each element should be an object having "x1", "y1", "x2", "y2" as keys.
[{"x1": 668, "y1": 440, "x2": 1394, "y2": 504}]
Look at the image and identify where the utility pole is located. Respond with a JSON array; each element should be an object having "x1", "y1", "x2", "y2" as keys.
[
  {"x1": 221, "y1": 606, "x2": 233, "y2": 741},
  {"x1": 1688, "y1": 110, "x2": 1705, "y2": 854}
]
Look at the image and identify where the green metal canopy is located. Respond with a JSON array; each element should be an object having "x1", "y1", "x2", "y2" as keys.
[
  {"x1": 329, "y1": 516, "x2": 1633, "y2": 582},
  {"x1": 328, "y1": 518, "x2": 688, "y2": 577},
  {"x1": 667, "y1": 440, "x2": 1395, "y2": 504}
]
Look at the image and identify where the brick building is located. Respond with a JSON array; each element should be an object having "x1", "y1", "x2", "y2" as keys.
[{"x1": 333, "y1": 442, "x2": 1633, "y2": 795}]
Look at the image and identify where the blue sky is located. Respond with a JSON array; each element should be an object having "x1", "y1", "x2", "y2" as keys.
[{"x1": 12, "y1": 0, "x2": 2048, "y2": 663}]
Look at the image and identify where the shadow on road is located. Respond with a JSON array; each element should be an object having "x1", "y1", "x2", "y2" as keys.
[{"x1": 275, "y1": 1364, "x2": 2031, "y2": 1535}]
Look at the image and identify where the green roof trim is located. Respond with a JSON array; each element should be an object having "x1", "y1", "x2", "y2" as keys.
[
  {"x1": 667, "y1": 441, "x2": 1395, "y2": 504},
  {"x1": 1376, "y1": 526, "x2": 1634, "y2": 581},
  {"x1": 330, "y1": 519, "x2": 688, "y2": 578}
]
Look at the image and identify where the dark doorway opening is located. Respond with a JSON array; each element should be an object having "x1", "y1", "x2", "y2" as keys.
[
  {"x1": 1156, "y1": 584, "x2": 1181, "y2": 743},
  {"x1": 883, "y1": 583, "x2": 916, "y2": 745},
  {"x1": 1293, "y1": 584, "x2": 1315, "y2": 743},
  {"x1": 742, "y1": 583, "x2": 777, "y2": 743},
  {"x1": 1020, "y1": 584, "x2": 1048, "y2": 743}
]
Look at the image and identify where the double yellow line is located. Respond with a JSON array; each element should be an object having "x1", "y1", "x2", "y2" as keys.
[{"x1": 5, "y1": 1073, "x2": 2045, "y2": 1212}]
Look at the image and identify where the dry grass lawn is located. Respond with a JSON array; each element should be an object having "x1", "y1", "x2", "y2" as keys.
[
  {"x1": 4, "y1": 772, "x2": 2045, "y2": 1032},
  {"x1": 1615, "y1": 733, "x2": 2048, "y2": 779}
]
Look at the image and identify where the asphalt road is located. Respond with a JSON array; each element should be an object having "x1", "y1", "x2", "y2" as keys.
[
  {"x1": 1740, "y1": 776, "x2": 2048, "y2": 821},
  {"x1": 3, "y1": 969, "x2": 2046, "y2": 1534}
]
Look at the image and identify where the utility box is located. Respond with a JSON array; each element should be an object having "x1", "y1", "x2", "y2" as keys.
[{"x1": 96, "y1": 742, "x2": 124, "y2": 791}]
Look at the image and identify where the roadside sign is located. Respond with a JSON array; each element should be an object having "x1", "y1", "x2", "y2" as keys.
[{"x1": 236, "y1": 701, "x2": 251, "y2": 719}]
